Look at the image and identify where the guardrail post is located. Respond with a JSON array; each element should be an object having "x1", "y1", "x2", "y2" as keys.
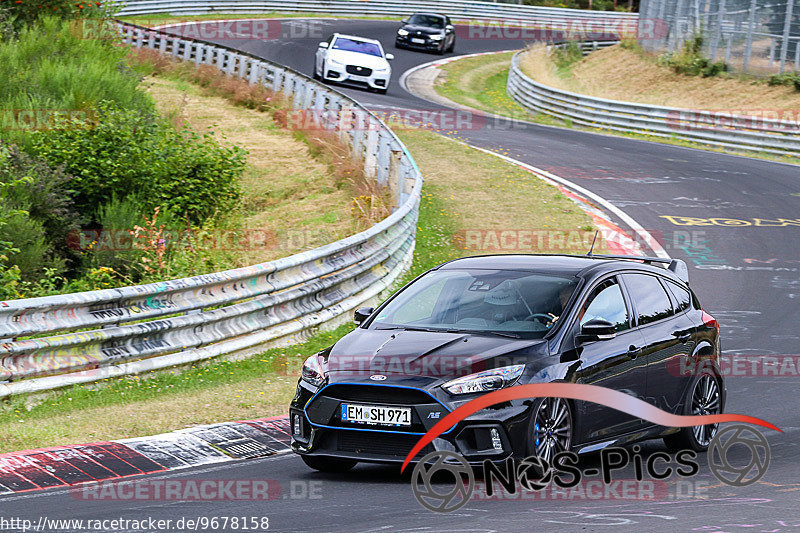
[
  {"x1": 183, "y1": 40, "x2": 192, "y2": 61},
  {"x1": 135, "y1": 28, "x2": 144, "y2": 48},
  {"x1": 338, "y1": 104, "x2": 353, "y2": 143},
  {"x1": 248, "y1": 61, "x2": 260, "y2": 84},
  {"x1": 364, "y1": 126, "x2": 379, "y2": 179},
  {"x1": 171, "y1": 37, "x2": 180, "y2": 58},
  {"x1": 376, "y1": 131, "x2": 390, "y2": 187},
  {"x1": 388, "y1": 148, "x2": 402, "y2": 210},
  {"x1": 159, "y1": 33, "x2": 167, "y2": 54}
]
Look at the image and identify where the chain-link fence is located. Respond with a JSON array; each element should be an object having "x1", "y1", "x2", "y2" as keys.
[{"x1": 640, "y1": 0, "x2": 800, "y2": 73}]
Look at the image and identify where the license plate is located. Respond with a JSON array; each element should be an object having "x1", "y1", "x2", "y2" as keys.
[
  {"x1": 341, "y1": 403, "x2": 411, "y2": 426},
  {"x1": 411, "y1": 38, "x2": 426, "y2": 44}
]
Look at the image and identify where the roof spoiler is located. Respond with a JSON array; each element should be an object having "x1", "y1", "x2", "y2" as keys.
[
  {"x1": 667, "y1": 258, "x2": 689, "y2": 283},
  {"x1": 588, "y1": 254, "x2": 690, "y2": 284}
]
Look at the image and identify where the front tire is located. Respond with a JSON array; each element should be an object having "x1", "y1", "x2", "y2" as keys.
[
  {"x1": 664, "y1": 372, "x2": 723, "y2": 452},
  {"x1": 301, "y1": 455, "x2": 357, "y2": 473},
  {"x1": 526, "y1": 396, "x2": 573, "y2": 464}
]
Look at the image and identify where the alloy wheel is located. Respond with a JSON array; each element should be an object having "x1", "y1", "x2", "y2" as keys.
[
  {"x1": 533, "y1": 398, "x2": 572, "y2": 464},
  {"x1": 691, "y1": 375, "x2": 721, "y2": 446}
]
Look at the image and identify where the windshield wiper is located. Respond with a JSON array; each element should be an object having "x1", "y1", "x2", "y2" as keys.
[{"x1": 473, "y1": 331, "x2": 523, "y2": 339}]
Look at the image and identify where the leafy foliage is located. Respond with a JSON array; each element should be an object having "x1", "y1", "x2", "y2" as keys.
[
  {"x1": 31, "y1": 101, "x2": 246, "y2": 225},
  {"x1": 767, "y1": 72, "x2": 800, "y2": 92},
  {"x1": 660, "y1": 35, "x2": 729, "y2": 78},
  {"x1": 0, "y1": 142, "x2": 81, "y2": 281}
]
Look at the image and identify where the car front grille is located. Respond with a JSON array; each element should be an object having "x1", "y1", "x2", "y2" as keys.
[
  {"x1": 346, "y1": 65, "x2": 372, "y2": 76},
  {"x1": 321, "y1": 384, "x2": 435, "y2": 405},
  {"x1": 337, "y1": 430, "x2": 434, "y2": 458}
]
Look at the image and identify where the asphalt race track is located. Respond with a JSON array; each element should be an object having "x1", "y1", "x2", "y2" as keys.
[{"x1": 4, "y1": 19, "x2": 800, "y2": 532}]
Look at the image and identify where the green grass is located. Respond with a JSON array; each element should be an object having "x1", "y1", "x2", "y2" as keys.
[{"x1": 0, "y1": 17, "x2": 153, "y2": 149}]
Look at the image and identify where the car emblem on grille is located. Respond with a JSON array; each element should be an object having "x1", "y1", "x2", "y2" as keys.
[{"x1": 370, "y1": 374, "x2": 387, "y2": 381}]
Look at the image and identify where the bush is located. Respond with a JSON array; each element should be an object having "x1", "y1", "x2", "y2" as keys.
[
  {"x1": 31, "y1": 101, "x2": 246, "y2": 225},
  {"x1": 660, "y1": 35, "x2": 729, "y2": 78},
  {"x1": 551, "y1": 41, "x2": 584, "y2": 72},
  {"x1": 0, "y1": 142, "x2": 81, "y2": 280},
  {"x1": 767, "y1": 72, "x2": 800, "y2": 92}
]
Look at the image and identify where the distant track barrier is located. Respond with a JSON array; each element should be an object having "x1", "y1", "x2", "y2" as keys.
[{"x1": 507, "y1": 43, "x2": 800, "y2": 157}]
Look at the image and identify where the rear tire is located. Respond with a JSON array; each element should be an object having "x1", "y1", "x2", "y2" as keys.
[
  {"x1": 663, "y1": 372, "x2": 723, "y2": 452},
  {"x1": 301, "y1": 455, "x2": 357, "y2": 473}
]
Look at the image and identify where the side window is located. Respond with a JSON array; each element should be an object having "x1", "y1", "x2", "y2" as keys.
[
  {"x1": 623, "y1": 274, "x2": 674, "y2": 326},
  {"x1": 665, "y1": 280, "x2": 691, "y2": 313},
  {"x1": 579, "y1": 278, "x2": 630, "y2": 332}
]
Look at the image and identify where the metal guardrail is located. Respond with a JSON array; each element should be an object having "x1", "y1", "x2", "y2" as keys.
[
  {"x1": 0, "y1": 21, "x2": 423, "y2": 397},
  {"x1": 507, "y1": 45, "x2": 800, "y2": 157},
  {"x1": 115, "y1": 0, "x2": 639, "y2": 26}
]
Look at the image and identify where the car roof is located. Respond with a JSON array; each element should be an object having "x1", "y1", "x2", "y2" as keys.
[
  {"x1": 331, "y1": 33, "x2": 382, "y2": 45},
  {"x1": 409, "y1": 13, "x2": 447, "y2": 18},
  {"x1": 436, "y1": 254, "x2": 680, "y2": 281}
]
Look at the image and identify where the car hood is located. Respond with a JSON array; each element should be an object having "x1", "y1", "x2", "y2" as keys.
[
  {"x1": 326, "y1": 49, "x2": 390, "y2": 70},
  {"x1": 324, "y1": 327, "x2": 546, "y2": 380},
  {"x1": 401, "y1": 24, "x2": 445, "y2": 35}
]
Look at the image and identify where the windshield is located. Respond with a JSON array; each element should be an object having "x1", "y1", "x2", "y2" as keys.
[
  {"x1": 331, "y1": 37, "x2": 383, "y2": 57},
  {"x1": 371, "y1": 269, "x2": 579, "y2": 338},
  {"x1": 408, "y1": 14, "x2": 445, "y2": 28}
]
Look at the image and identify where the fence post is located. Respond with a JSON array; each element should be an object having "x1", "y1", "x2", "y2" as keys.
[
  {"x1": 709, "y1": 0, "x2": 725, "y2": 61},
  {"x1": 742, "y1": 0, "x2": 758, "y2": 71},
  {"x1": 778, "y1": 0, "x2": 795, "y2": 73}
]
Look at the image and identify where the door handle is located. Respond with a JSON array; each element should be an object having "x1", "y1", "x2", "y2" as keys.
[
  {"x1": 673, "y1": 331, "x2": 691, "y2": 342},
  {"x1": 628, "y1": 345, "x2": 642, "y2": 357}
]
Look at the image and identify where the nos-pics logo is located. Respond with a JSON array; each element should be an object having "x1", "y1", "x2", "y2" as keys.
[{"x1": 411, "y1": 424, "x2": 771, "y2": 513}]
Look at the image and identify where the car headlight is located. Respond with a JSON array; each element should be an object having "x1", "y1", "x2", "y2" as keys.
[
  {"x1": 301, "y1": 355, "x2": 326, "y2": 387},
  {"x1": 442, "y1": 364, "x2": 525, "y2": 395},
  {"x1": 430, "y1": 34, "x2": 444, "y2": 40},
  {"x1": 397, "y1": 28, "x2": 409, "y2": 36},
  {"x1": 374, "y1": 67, "x2": 390, "y2": 72},
  {"x1": 328, "y1": 58, "x2": 344, "y2": 66}
]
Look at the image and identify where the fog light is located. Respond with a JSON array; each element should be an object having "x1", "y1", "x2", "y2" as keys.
[
  {"x1": 490, "y1": 428, "x2": 502, "y2": 450},
  {"x1": 293, "y1": 414, "x2": 301, "y2": 436}
]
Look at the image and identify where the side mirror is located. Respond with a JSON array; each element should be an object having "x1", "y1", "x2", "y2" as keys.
[
  {"x1": 385, "y1": 53, "x2": 394, "y2": 61},
  {"x1": 446, "y1": 24, "x2": 454, "y2": 31},
  {"x1": 401, "y1": 18, "x2": 408, "y2": 24},
  {"x1": 318, "y1": 41, "x2": 329, "y2": 48},
  {"x1": 577, "y1": 318, "x2": 616, "y2": 343},
  {"x1": 354, "y1": 307, "x2": 374, "y2": 325}
]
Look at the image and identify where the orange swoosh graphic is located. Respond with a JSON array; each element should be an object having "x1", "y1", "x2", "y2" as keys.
[{"x1": 401, "y1": 383, "x2": 780, "y2": 472}]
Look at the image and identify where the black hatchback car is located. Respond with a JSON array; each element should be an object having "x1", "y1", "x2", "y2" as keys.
[
  {"x1": 395, "y1": 13, "x2": 456, "y2": 54},
  {"x1": 290, "y1": 254, "x2": 724, "y2": 472}
]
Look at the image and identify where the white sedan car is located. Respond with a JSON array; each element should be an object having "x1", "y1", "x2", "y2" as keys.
[{"x1": 314, "y1": 33, "x2": 393, "y2": 94}]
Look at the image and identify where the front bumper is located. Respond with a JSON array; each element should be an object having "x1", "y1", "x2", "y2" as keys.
[
  {"x1": 395, "y1": 35, "x2": 444, "y2": 51},
  {"x1": 289, "y1": 380, "x2": 531, "y2": 465},
  {"x1": 323, "y1": 64, "x2": 389, "y2": 90}
]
